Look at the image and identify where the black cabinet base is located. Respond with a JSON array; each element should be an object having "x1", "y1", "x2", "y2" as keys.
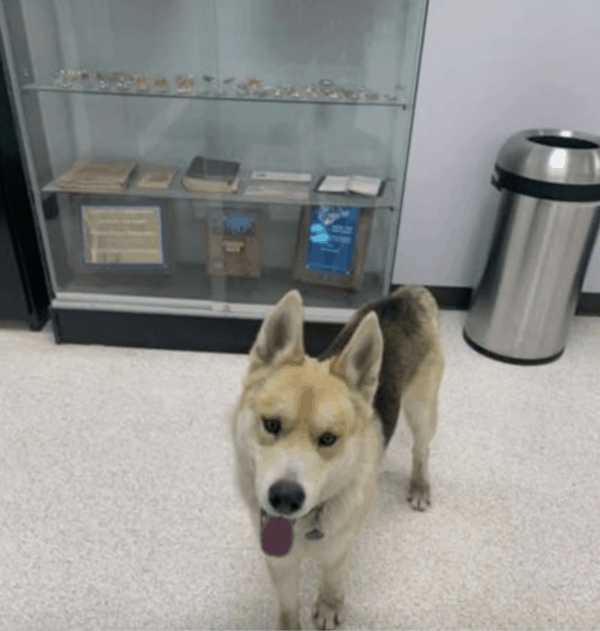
[
  {"x1": 50, "y1": 286, "x2": 600, "y2": 355},
  {"x1": 50, "y1": 307, "x2": 343, "y2": 356}
]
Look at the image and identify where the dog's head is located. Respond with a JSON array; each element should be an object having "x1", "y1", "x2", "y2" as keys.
[{"x1": 234, "y1": 290, "x2": 383, "y2": 523}]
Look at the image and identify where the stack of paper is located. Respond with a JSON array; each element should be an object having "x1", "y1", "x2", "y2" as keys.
[
  {"x1": 55, "y1": 159, "x2": 137, "y2": 191},
  {"x1": 244, "y1": 182, "x2": 309, "y2": 201},
  {"x1": 136, "y1": 166, "x2": 177, "y2": 190}
]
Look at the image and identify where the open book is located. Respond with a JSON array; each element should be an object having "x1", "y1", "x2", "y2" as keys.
[{"x1": 317, "y1": 175, "x2": 383, "y2": 197}]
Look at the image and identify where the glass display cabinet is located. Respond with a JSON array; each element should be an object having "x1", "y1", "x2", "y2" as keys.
[{"x1": 0, "y1": 0, "x2": 428, "y2": 352}]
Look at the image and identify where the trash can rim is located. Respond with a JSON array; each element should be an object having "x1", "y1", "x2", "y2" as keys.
[{"x1": 496, "y1": 128, "x2": 600, "y2": 187}]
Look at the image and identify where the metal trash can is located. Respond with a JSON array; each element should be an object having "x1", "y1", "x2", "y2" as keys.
[{"x1": 463, "y1": 129, "x2": 600, "y2": 364}]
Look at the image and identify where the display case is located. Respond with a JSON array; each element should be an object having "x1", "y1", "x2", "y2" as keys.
[{"x1": 0, "y1": 0, "x2": 428, "y2": 352}]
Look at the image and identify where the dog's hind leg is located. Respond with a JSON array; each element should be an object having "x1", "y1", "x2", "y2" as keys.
[
  {"x1": 313, "y1": 547, "x2": 350, "y2": 630},
  {"x1": 265, "y1": 556, "x2": 301, "y2": 630},
  {"x1": 402, "y1": 342, "x2": 444, "y2": 511}
]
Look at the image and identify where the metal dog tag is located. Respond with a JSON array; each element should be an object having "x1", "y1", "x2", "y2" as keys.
[
  {"x1": 305, "y1": 504, "x2": 325, "y2": 541},
  {"x1": 305, "y1": 528, "x2": 324, "y2": 541}
]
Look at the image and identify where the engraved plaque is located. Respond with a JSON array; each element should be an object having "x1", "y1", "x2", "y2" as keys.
[{"x1": 81, "y1": 203, "x2": 165, "y2": 266}]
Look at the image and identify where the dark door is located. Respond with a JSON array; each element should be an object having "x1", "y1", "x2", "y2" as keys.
[
  {"x1": 0, "y1": 191, "x2": 28, "y2": 320},
  {"x1": 0, "y1": 54, "x2": 48, "y2": 328}
]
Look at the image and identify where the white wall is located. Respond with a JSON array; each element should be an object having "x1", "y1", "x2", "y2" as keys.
[{"x1": 394, "y1": 0, "x2": 600, "y2": 292}]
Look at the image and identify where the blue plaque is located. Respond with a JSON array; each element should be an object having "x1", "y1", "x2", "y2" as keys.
[{"x1": 305, "y1": 205, "x2": 359, "y2": 275}]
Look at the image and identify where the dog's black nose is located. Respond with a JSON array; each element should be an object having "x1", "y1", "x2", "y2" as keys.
[{"x1": 268, "y1": 480, "x2": 305, "y2": 515}]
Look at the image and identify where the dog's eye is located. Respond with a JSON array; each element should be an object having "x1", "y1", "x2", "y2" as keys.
[
  {"x1": 318, "y1": 432, "x2": 338, "y2": 447},
  {"x1": 262, "y1": 417, "x2": 282, "y2": 435}
]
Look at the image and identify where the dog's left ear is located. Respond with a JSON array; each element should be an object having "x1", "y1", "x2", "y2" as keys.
[
  {"x1": 330, "y1": 311, "x2": 383, "y2": 403},
  {"x1": 249, "y1": 290, "x2": 304, "y2": 372}
]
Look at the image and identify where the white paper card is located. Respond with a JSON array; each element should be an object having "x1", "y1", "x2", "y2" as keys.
[
  {"x1": 251, "y1": 171, "x2": 312, "y2": 183},
  {"x1": 317, "y1": 175, "x2": 350, "y2": 193},
  {"x1": 347, "y1": 175, "x2": 381, "y2": 196}
]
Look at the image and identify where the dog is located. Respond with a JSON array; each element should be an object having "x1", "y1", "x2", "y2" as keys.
[{"x1": 231, "y1": 286, "x2": 444, "y2": 629}]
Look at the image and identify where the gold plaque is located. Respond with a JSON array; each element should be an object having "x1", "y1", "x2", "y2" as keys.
[{"x1": 81, "y1": 203, "x2": 165, "y2": 266}]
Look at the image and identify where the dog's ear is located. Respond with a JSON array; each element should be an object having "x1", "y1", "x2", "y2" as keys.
[
  {"x1": 330, "y1": 311, "x2": 383, "y2": 403},
  {"x1": 249, "y1": 290, "x2": 304, "y2": 371}
]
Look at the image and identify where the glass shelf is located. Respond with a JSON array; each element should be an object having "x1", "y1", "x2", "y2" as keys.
[
  {"x1": 42, "y1": 168, "x2": 397, "y2": 210},
  {"x1": 22, "y1": 82, "x2": 409, "y2": 109}
]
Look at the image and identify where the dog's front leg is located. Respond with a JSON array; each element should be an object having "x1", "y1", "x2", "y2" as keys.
[
  {"x1": 265, "y1": 555, "x2": 301, "y2": 630},
  {"x1": 313, "y1": 547, "x2": 350, "y2": 630}
]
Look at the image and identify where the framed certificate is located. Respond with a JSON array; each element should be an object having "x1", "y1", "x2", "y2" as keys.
[
  {"x1": 79, "y1": 199, "x2": 167, "y2": 269},
  {"x1": 293, "y1": 205, "x2": 373, "y2": 290}
]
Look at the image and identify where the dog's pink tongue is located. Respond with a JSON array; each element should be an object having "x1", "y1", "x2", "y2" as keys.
[{"x1": 261, "y1": 517, "x2": 293, "y2": 556}]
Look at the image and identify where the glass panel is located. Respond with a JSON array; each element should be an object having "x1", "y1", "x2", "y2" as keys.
[
  {"x1": 0, "y1": 0, "x2": 427, "y2": 315},
  {"x1": 12, "y1": 0, "x2": 423, "y2": 104},
  {"x1": 44, "y1": 189, "x2": 393, "y2": 308},
  {"x1": 42, "y1": 189, "x2": 210, "y2": 300},
  {"x1": 30, "y1": 92, "x2": 409, "y2": 190}
]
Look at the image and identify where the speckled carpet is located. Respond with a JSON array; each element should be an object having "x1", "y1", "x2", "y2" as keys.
[{"x1": 1, "y1": 311, "x2": 599, "y2": 630}]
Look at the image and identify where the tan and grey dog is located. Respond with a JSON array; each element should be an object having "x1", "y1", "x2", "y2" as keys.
[{"x1": 231, "y1": 286, "x2": 444, "y2": 630}]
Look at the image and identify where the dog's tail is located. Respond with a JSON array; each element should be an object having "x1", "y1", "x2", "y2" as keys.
[{"x1": 390, "y1": 285, "x2": 441, "y2": 337}]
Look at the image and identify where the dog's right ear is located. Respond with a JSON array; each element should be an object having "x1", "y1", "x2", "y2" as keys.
[
  {"x1": 248, "y1": 290, "x2": 304, "y2": 372},
  {"x1": 329, "y1": 311, "x2": 383, "y2": 404}
]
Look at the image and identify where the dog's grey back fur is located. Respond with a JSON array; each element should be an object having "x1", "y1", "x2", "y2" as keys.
[{"x1": 319, "y1": 286, "x2": 437, "y2": 446}]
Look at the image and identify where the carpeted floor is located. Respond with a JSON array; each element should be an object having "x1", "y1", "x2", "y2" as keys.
[{"x1": 1, "y1": 310, "x2": 599, "y2": 630}]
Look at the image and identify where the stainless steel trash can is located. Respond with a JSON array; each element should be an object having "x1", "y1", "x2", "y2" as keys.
[{"x1": 463, "y1": 129, "x2": 600, "y2": 364}]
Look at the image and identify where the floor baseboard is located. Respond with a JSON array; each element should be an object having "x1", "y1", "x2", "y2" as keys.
[{"x1": 400, "y1": 286, "x2": 600, "y2": 316}]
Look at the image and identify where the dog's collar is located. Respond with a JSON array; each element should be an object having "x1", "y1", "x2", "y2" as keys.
[
  {"x1": 260, "y1": 503, "x2": 325, "y2": 541},
  {"x1": 305, "y1": 503, "x2": 325, "y2": 541}
]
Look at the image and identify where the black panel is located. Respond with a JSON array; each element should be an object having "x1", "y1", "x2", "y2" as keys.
[
  {"x1": 0, "y1": 54, "x2": 49, "y2": 329},
  {"x1": 400, "y1": 285, "x2": 599, "y2": 316},
  {"x1": 424, "y1": 285, "x2": 472, "y2": 310},
  {"x1": 51, "y1": 308, "x2": 343, "y2": 356},
  {"x1": 577, "y1": 292, "x2": 600, "y2": 316},
  {"x1": 0, "y1": 197, "x2": 28, "y2": 320}
]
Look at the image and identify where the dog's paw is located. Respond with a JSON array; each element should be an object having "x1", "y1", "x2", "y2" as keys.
[
  {"x1": 408, "y1": 478, "x2": 431, "y2": 511},
  {"x1": 278, "y1": 609, "x2": 300, "y2": 630},
  {"x1": 312, "y1": 599, "x2": 343, "y2": 630}
]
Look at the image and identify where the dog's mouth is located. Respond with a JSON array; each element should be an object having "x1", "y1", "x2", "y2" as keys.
[
  {"x1": 260, "y1": 504, "x2": 325, "y2": 556},
  {"x1": 260, "y1": 509, "x2": 295, "y2": 556}
]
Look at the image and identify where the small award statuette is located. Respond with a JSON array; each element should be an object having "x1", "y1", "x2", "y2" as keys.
[
  {"x1": 176, "y1": 74, "x2": 195, "y2": 94},
  {"x1": 132, "y1": 72, "x2": 150, "y2": 91},
  {"x1": 152, "y1": 75, "x2": 169, "y2": 92},
  {"x1": 207, "y1": 211, "x2": 261, "y2": 278}
]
